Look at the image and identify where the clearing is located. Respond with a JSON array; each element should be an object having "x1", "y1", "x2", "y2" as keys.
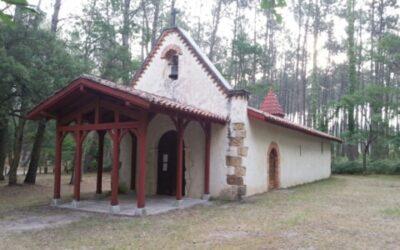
[{"x1": 0, "y1": 174, "x2": 399, "y2": 249}]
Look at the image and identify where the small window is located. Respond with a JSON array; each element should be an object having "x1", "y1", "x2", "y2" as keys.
[
  {"x1": 299, "y1": 145, "x2": 302, "y2": 156},
  {"x1": 169, "y1": 55, "x2": 179, "y2": 80}
]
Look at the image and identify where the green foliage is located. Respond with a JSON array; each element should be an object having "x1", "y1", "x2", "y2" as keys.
[
  {"x1": 118, "y1": 183, "x2": 129, "y2": 194},
  {"x1": 0, "y1": 0, "x2": 37, "y2": 26},
  {"x1": 260, "y1": 0, "x2": 286, "y2": 23},
  {"x1": 332, "y1": 159, "x2": 400, "y2": 175},
  {"x1": 332, "y1": 160, "x2": 364, "y2": 174},
  {"x1": 368, "y1": 160, "x2": 400, "y2": 175}
]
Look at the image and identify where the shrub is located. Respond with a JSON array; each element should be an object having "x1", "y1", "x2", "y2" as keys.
[
  {"x1": 118, "y1": 183, "x2": 129, "y2": 194},
  {"x1": 368, "y1": 160, "x2": 400, "y2": 175},
  {"x1": 332, "y1": 161, "x2": 364, "y2": 174},
  {"x1": 332, "y1": 158, "x2": 400, "y2": 175}
]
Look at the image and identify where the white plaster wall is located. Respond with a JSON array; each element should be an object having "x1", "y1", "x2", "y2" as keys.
[
  {"x1": 119, "y1": 134, "x2": 132, "y2": 189},
  {"x1": 134, "y1": 32, "x2": 228, "y2": 117},
  {"x1": 119, "y1": 114, "x2": 229, "y2": 198},
  {"x1": 209, "y1": 124, "x2": 230, "y2": 197},
  {"x1": 244, "y1": 118, "x2": 332, "y2": 196},
  {"x1": 229, "y1": 97, "x2": 248, "y2": 123}
]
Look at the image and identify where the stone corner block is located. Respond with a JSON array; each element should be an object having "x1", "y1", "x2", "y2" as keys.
[
  {"x1": 226, "y1": 156, "x2": 242, "y2": 167},
  {"x1": 238, "y1": 147, "x2": 248, "y2": 157},
  {"x1": 227, "y1": 175, "x2": 244, "y2": 186}
]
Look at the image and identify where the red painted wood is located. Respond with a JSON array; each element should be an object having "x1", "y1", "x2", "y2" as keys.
[
  {"x1": 176, "y1": 118, "x2": 184, "y2": 201},
  {"x1": 27, "y1": 78, "x2": 151, "y2": 120},
  {"x1": 137, "y1": 119, "x2": 148, "y2": 208},
  {"x1": 59, "y1": 121, "x2": 140, "y2": 132},
  {"x1": 204, "y1": 123, "x2": 211, "y2": 195},
  {"x1": 96, "y1": 131, "x2": 105, "y2": 194},
  {"x1": 99, "y1": 100, "x2": 142, "y2": 120},
  {"x1": 111, "y1": 129, "x2": 120, "y2": 206},
  {"x1": 130, "y1": 134, "x2": 137, "y2": 190},
  {"x1": 54, "y1": 129, "x2": 62, "y2": 199},
  {"x1": 73, "y1": 131, "x2": 83, "y2": 201},
  {"x1": 95, "y1": 98, "x2": 100, "y2": 124}
]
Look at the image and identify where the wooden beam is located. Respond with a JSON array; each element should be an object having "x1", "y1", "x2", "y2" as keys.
[
  {"x1": 96, "y1": 131, "x2": 105, "y2": 194},
  {"x1": 99, "y1": 100, "x2": 141, "y2": 120},
  {"x1": 110, "y1": 129, "x2": 120, "y2": 206},
  {"x1": 60, "y1": 101, "x2": 97, "y2": 125},
  {"x1": 53, "y1": 128, "x2": 63, "y2": 199},
  {"x1": 59, "y1": 121, "x2": 140, "y2": 132},
  {"x1": 176, "y1": 118, "x2": 184, "y2": 201}
]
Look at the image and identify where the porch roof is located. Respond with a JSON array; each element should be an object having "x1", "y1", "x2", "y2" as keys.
[
  {"x1": 27, "y1": 74, "x2": 228, "y2": 124},
  {"x1": 248, "y1": 107, "x2": 342, "y2": 143}
]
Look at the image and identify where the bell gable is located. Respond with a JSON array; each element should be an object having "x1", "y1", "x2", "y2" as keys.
[{"x1": 132, "y1": 27, "x2": 232, "y2": 116}]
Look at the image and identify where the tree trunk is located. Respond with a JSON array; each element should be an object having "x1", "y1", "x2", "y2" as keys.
[
  {"x1": 24, "y1": 119, "x2": 46, "y2": 184},
  {"x1": 208, "y1": 0, "x2": 223, "y2": 62},
  {"x1": 8, "y1": 118, "x2": 26, "y2": 185},
  {"x1": 150, "y1": 0, "x2": 161, "y2": 48},
  {"x1": 346, "y1": 0, "x2": 358, "y2": 161},
  {"x1": 0, "y1": 119, "x2": 8, "y2": 181},
  {"x1": 51, "y1": 0, "x2": 62, "y2": 33},
  {"x1": 310, "y1": 0, "x2": 320, "y2": 128}
]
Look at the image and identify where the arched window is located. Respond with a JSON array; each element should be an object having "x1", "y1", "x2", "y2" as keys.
[
  {"x1": 168, "y1": 54, "x2": 179, "y2": 80},
  {"x1": 161, "y1": 45, "x2": 182, "y2": 80}
]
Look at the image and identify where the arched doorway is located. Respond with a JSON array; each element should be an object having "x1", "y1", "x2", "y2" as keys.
[
  {"x1": 268, "y1": 143, "x2": 280, "y2": 190},
  {"x1": 157, "y1": 130, "x2": 186, "y2": 196}
]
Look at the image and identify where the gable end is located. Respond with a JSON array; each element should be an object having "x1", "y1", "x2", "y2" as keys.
[{"x1": 131, "y1": 27, "x2": 231, "y2": 97}]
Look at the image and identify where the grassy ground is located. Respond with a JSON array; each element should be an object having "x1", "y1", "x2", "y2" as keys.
[{"x1": 0, "y1": 174, "x2": 400, "y2": 249}]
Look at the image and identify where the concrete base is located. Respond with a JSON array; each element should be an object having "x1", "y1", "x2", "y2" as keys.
[
  {"x1": 109, "y1": 205, "x2": 121, "y2": 213},
  {"x1": 174, "y1": 199, "x2": 183, "y2": 208},
  {"x1": 134, "y1": 208, "x2": 146, "y2": 216},
  {"x1": 58, "y1": 195, "x2": 209, "y2": 216},
  {"x1": 94, "y1": 193, "x2": 104, "y2": 199},
  {"x1": 51, "y1": 198, "x2": 61, "y2": 206},
  {"x1": 202, "y1": 194, "x2": 211, "y2": 201},
  {"x1": 71, "y1": 200, "x2": 80, "y2": 208}
]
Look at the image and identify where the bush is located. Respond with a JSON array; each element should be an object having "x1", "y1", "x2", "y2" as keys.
[
  {"x1": 118, "y1": 183, "x2": 129, "y2": 194},
  {"x1": 332, "y1": 158, "x2": 400, "y2": 175},
  {"x1": 368, "y1": 160, "x2": 400, "y2": 175},
  {"x1": 332, "y1": 161, "x2": 364, "y2": 174}
]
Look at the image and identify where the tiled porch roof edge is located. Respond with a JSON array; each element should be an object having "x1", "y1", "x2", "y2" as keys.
[{"x1": 27, "y1": 74, "x2": 228, "y2": 123}]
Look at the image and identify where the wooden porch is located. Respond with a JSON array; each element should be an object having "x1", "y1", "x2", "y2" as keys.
[{"x1": 27, "y1": 75, "x2": 227, "y2": 215}]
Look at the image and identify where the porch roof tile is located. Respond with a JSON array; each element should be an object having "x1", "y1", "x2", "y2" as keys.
[{"x1": 27, "y1": 74, "x2": 228, "y2": 123}]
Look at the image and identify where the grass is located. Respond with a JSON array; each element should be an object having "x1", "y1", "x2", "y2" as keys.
[{"x1": 0, "y1": 174, "x2": 400, "y2": 249}]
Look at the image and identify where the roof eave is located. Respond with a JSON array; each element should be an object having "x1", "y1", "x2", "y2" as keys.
[{"x1": 248, "y1": 108, "x2": 342, "y2": 143}]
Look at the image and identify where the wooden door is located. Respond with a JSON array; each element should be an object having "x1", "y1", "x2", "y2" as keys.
[{"x1": 268, "y1": 149, "x2": 278, "y2": 190}]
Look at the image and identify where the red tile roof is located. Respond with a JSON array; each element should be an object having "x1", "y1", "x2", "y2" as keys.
[
  {"x1": 27, "y1": 75, "x2": 228, "y2": 123},
  {"x1": 248, "y1": 107, "x2": 342, "y2": 142},
  {"x1": 260, "y1": 89, "x2": 285, "y2": 118}
]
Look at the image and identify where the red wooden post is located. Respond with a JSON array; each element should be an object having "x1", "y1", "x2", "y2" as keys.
[
  {"x1": 176, "y1": 118, "x2": 184, "y2": 201},
  {"x1": 53, "y1": 129, "x2": 62, "y2": 200},
  {"x1": 130, "y1": 134, "x2": 137, "y2": 190},
  {"x1": 96, "y1": 131, "x2": 105, "y2": 194},
  {"x1": 73, "y1": 131, "x2": 83, "y2": 202},
  {"x1": 110, "y1": 129, "x2": 120, "y2": 206},
  {"x1": 204, "y1": 123, "x2": 211, "y2": 196},
  {"x1": 137, "y1": 119, "x2": 148, "y2": 209}
]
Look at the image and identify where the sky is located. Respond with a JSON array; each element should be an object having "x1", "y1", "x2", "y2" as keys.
[{"x1": 22, "y1": 0, "x2": 393, "y2": 69}]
